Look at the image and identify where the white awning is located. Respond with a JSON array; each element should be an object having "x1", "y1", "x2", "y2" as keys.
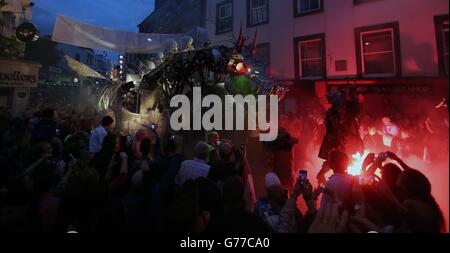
[
  {"x1": 51, "y1": 16, "x2": 188, "y2": 53},
  {"x1": 62, "y1": 55, "x2": 108, "y2": 80}
]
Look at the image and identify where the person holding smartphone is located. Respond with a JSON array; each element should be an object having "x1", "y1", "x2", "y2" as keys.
[
  {"x1": 206, "y1": 131, "x2": 220, "y2": 163},
  {"x1": 142, "y1": 123, "x2": 161, "y2": 161}
]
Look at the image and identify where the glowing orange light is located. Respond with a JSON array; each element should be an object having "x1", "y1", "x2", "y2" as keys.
[
  {"x1": 348, "y1": 151, "x2": 367, "y2": 176},
  {"x1": 348, "y1": 150, "x2": 382, "y2": 178}
]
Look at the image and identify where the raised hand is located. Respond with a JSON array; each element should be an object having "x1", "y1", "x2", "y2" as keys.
[
  {"x1": 311, "y1": 186, "x2": 325, "y2": 200},
  {"x1": 291, "y1": 179, "x2": 303, "y2": 200},
  {"x1": 302, "y1": 180, "x2": 314, "y2": 201},
  {"x1": 317, "y1": 173, "x2": 327, "y2": 186},
  {"x1": 238, "y1": 144, "x2": 247, "y2": 159},
  {"x1": 317, "y1": 161, "x2": 330, "y2": 185},
  {"x1": 385, "y1": 151, "x2": 399, "y2": 161},
  {"x1": 361, "y1": 153, "x2": 375, "y2": 172}
]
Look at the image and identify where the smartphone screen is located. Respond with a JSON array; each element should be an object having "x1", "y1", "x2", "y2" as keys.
[{"x1": 299, "y1": 170, "x2": 307, "y2": 184}]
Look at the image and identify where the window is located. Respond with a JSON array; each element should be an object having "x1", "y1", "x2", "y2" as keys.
[
  {"x1": 435, "y1": 15, "x2": 449, "y2": 76},
  {"x1": 0, "y1": 12, "x2": 15, "y2": 37},
  {"x1": 216, "y1": 1, "x2": 233, "y2": 34},
  {"x1": 355, "y1": 22, "x2": 401, "y2": 77},
  {"x1": 299, "y1": 39, "x2": 324, "y2": 77},
  {"x1": 294, "y1": 0, "x2": 323, "y2": 17},
  {"x1": 247, "y1": 0, "x2": 268, "y2": 27},
  {"x1": 361, "y1": 30, "x2": 395, "y2": 75},
  {"x1": 253, "y1": 43, "x2": 271, "y2": 75},
  {"x1": 254, "y1": 43, "x2": 270, "y2": 64},
  {"x1": 294, "y1": 34, "x2": 326, "y2": 78},
  {"x1": 75, "y1": 53, "x2": 80, "y2": 61}
]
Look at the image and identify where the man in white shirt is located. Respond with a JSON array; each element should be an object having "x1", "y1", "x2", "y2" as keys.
[
  {"x1": 320, "y1": 150, "x2": 354, "y2": 208},
  {"x1": 380, "y1": 116, "x2": 400, "y2": 147},
  {"x1": 89, "y1": 116, "x2": 114, "y2": 153},
  {"x1": 175, "y1": 141, "x2": 210, "y2": 187}
]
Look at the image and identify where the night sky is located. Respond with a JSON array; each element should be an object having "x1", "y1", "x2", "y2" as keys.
[{"x1": 32, "y1": 0, "x2": 155, "y2": 63}]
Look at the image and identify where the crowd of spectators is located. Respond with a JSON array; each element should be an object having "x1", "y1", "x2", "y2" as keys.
[{"x1": 0, "y1": 105, "x2": 446, "y2": 233}]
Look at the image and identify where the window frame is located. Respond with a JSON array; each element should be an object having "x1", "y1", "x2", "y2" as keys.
[
  {"x1": 354, "y1": 22, "x2": 402, "y2": 78},
  {"x1": 434, "y1": 14, "x2": 449, "y2": 76},
  {"x1": 247, "y1": 0, "x2": 269, "y2": 27},
  {"x1": 216, "y1": 0, "x2": 234, "y2": 35},
  {"x1": 293, "y1": 33, "x2": 327, "y2": 79},
  {"x1": 360, "y1": 29, "x2": 396, "y2": 77},
  {"x1": 294, "y1": 0, "x2": 324, "y2": 18}
]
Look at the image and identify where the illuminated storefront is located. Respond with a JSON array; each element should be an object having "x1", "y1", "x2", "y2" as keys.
[{"x1": 0, "y1": 58, "x2": 41, "y2": 116}]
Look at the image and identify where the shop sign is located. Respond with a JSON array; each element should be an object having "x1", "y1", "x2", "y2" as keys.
[{"x1": 0, "y1": 60, "x2": 40, "y2": 88}]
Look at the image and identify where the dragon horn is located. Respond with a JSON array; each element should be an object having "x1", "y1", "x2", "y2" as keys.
[
  {"x1": 251, "y1": 28, "x2": 258, "y2": 57},
  {"x1": 236, "y1": 20, "x2": 244, "y2": 52}
]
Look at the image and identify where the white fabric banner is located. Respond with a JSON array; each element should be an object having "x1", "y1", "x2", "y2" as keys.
[{"x1": 51, "y1": 16, "x2": 187, "y2": 53}]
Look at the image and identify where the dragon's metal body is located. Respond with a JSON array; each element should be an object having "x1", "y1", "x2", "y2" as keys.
[
  {"x1": 98, "y1": 30, "x2": 286, "y2": 134},
  {"x1": 141, "y1": 45, "x2": 244, "y2": 110}
]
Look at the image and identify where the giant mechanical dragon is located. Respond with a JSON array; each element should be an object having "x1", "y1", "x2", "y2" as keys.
[{"x1": 98, "y1": 27, "x2": 287, "y2": 134}]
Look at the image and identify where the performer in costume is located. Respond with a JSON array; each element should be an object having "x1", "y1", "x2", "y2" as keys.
[
  {"x1": 318, "y1": 90, "x2": 345, "y2": 160},
  {"x1": 341, "y1": 85, "x2": 365, "y2": 157},
  {"x1": 317, "y1": 86, "x2": 364, "y2": 185}
]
